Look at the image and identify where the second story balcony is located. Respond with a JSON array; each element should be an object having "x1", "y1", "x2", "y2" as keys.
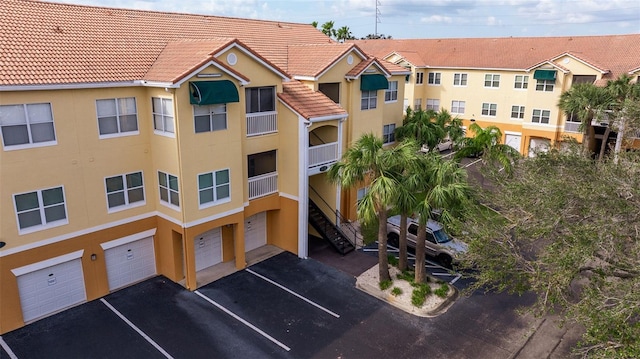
[
  {"x1": 246, "y1": 111, "x2": 277, "y2": 136},
  {"x1": 308, "y1": 142, "x2": 338, "y2": 175},
  {"x1": 247, "y1": 149, "x2": 278, "y2": 200}
]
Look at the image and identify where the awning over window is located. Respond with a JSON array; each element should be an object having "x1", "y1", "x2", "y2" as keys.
[
  {"x1": 360, "y1": 74, "x2": 389, "y2": 91},
  {"x1": 189, "y1": 80, "x2": 239, "y2": 105},
  {"x1": 533, "y1": 70, "x2": 557, "y2": 81}
]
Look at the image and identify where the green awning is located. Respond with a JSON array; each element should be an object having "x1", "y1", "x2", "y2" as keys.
[
  {"x1": 533, "y1": 70, "x2": 557, "y2": 81},
  {"x1": 189, "y1": 80, "x2": 239, "y2": 105},
  {"x1": 360, "y1": 74, "x2": 389, "y2": 91}
]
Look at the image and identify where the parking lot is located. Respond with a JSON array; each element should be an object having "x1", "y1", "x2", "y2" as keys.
[{"x1": 1, "y1": 251, "x2": 546, "y2": 359}]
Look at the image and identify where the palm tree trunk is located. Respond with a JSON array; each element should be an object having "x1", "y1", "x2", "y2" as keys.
[
  {"x1": 398, "y1": 213, "x2": 408, "y2": 271},
  {"x1": 598, "y1": 125, "x2": 611, "y2": 160},
  {"x1": 414, "y1": 222, "x2": 427, "y2": 283},
  {"x1": 377, "y1": 209, "x2": 391, "y2": 282}
]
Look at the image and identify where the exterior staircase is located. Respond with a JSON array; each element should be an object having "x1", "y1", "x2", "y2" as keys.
[{"x1": 308, "y1": 199, "x2": 355, "y2": 255}]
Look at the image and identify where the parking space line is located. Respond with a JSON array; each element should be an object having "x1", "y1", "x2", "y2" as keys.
[
  {"x1": 246, "y1": 268, "x2": 340, "y2": 318},
  {"x1": 464, "y1": 158, "x2": 482, "y2": 168},
  {"x1": 194, "y1": 290, "x2": 291, "y2": 352},
  {"x1": 450, "y1": 274, "x2": 462, "y2": 284},
  {"x1": 100, "y1": 299, "x2": 174, "y2": 359},
  {"x1": 0, "y1": 336, "x2": 18, "y2": 359}
]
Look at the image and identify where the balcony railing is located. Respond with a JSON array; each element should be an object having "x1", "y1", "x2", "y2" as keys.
[
  {"x1": 248, "y1": 172, "x2": 278, "y2": 200},
  {"x1": 564, "y1": 121, "x2": 581, "y2": 133},
  {"x1": 246, "y1": 111, "x2": 277, "y2": 137},
  {"x1": 308, "y1": 142, "x2": 338, "y2": 170}
]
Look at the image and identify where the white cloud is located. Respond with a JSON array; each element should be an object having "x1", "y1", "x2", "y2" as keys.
[{"x1": 420, "y1": 15, "x2": 453, "y2": 24}]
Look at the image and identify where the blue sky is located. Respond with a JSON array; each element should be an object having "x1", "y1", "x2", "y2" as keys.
[{"x1": 55, "y1": 0, "x2": 640, "y2": 39}]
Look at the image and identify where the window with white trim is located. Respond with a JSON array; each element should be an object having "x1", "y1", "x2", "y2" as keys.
[
  {"x1": 194, "y1": 104, "x2": 227, "y2": 133},
  {"x1": 426, "y1": 99, "x2": 440, "y2": 111},
  {"x1": 427, "y1": 72, "x2": 441, "y2": 85},
  {"x1": 14, "y1": 186, "x2": 67, "y2": 232},
  {"x1": 414, "y1": 98, "x2": 422, "y2": 111},
  {"x1": 382, "y1": 124, "x2": 396, "y2": 144},
  {"x1": 96, "y1": 97, "x2": 138, "y2": 137},
  {"x1": 451, "y1": 100, "x2": 465, "y2": 114},
  {"x1": 484, "y1": 74, "x2": 500, "y2": 88},
  {"x1": 482, "y1": 103, "x2": 497, "y2": 117},
  {"x1": 0, "y1": 103, "x2": 56, "y2": 149},
  {"x1": 361, "y1": 90, "x2": 377, "y2": 110},
  {"x1": 158, "y1": 171, "x2": 179, "y2": 207},
  {"x1": 514, "y1": 75, "x2": 529, "y2": 89},
  {"x1": 105, "y1": 172, "x2": 145, "y2": 210},
  {"x1": 532, "y1": 109, "x2": 551, "y2": 124},
  {"x1": 415, "y1": 72, "x2": 424, "y2": 85},
  {"x1": 152, "y1": 97, "x2": 174, "y2": 135},
  {"x1": 385, "y1": 81, "x2": 398, "y2": 102},
  {"x1": 453, "y1": 73, "x2": 467, "y2": 86},
  {"x1": 357, "y1": 187, "x2": 369, "y2": 204},
  {"x1": 536, "y1": 79, "x2": 555, "y2": 92},
  {"x1": 246, "y1": 86, "x2": 276, "y2": 113},
  {"x1": 511, "y1": 105, "x2": 525, "y2": 119},
  {"x1": 198, "y1": 169, "x2": 230, "y2": 207}
]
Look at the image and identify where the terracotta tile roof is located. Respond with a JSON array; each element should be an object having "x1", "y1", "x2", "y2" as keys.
[
  {"x1": 378, "y1": 59, "x2": 412, "y2": 75},
  {"x1": 278, "y1": 81, "x2": 347, "y2": 120},
  {"x1": 0, "y1": 0, "x2": 331, "y2": 86},
  {"x1": 345, "y1": 58, "x2": 377, "y2": 78},
  {"x1": 353, "y1": 35, "x2": 640, "y2": 81},
  {"x1": 287, "y1": 43, "x2": 361, "y2": 78}
]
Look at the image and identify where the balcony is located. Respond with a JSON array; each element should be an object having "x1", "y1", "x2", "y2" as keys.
[
  {"x1": 308, "y1": 142, "x2": 338, "y2": 175},
  {"x1": 246, "y1": 111, "x2": 277, "y2": 136},
  {"x1": 248, "y1": 172, "x2": 278, "y2": 200}
]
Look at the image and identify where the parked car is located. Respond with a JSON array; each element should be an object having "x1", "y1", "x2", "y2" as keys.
[
  {"x1": 386, "y1": 215, "x2": 467, "y2": 267},
  {"x1": 419, "y1": 137, "x2": 453, "y2": 153}
]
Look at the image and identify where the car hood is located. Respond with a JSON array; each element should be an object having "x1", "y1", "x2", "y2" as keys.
[{"x1": 441, "y1": 238, "x2": 468, "y2": 254}]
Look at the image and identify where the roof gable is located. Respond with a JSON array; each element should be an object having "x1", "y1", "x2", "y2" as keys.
[
  {"x1": 287, "y1": 43, "x2": 367, "y2": 80},
  {"x1": 278, "y1": 81, "x2": 347, "y2": 121}
]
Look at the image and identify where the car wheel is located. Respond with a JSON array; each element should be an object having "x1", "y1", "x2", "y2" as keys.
[
  {"x1": 437, "y1": 254, "x2": 453, "y2": 268},
  {"x1": 387, "y1": 233, "x2": 400, "y2": 248}
]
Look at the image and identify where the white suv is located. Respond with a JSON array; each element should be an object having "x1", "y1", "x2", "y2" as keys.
[{"x1": 386, "y1": 215, "x2": 467, "y2": 267}]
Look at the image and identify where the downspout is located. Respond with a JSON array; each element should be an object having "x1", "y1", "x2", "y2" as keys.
[{"x1": 298, "y1": 117, "x2": 312, "y2": 259}]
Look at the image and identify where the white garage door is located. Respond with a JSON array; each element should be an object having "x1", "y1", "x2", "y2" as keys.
[
  {"x1": 245, "y1": 212, "x2": 267, "y2": 252},
  {"x1": 505, "y1": 133, "x2": 522, "y2": 153},
  {"x1": 13, "y1": 251, "x2": 86, "y2": 322},
  {"x1": 103, "y1": 235, "x2": 156, "y2": 291},
  {"x1": 195, "y1": 227, "x2": 223, "y2": 272},
  {"x1": 529, "y1": 138, "x2": 551, "y2": 157}
]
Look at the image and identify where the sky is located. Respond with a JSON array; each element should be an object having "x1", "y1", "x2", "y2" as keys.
[{"x1": 54, "y1": 0, "x2": 640, "y2": 39}]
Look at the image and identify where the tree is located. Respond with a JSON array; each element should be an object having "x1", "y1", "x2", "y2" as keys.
[
  {"x1": 395, "y1": 107, "x2": 443, "y2": 150},
  {"x1": 320, "y1": 21, "x2": 336, "y2": 38},
  {"x1": 463, "y1": 147, "x2": 640, "y2": 358},
  {"x1": 335, "y1": 26, "x2": 354, "y2": 42},
  {"x1": 328, "y1": 134, "x2": 417, "y2": 282},
  {"x1": 361, "y1": 33, "x2": 392, "y2": 39},
  {"x1": 454, "y1": 122, "x2": 520, "y2": 175}
]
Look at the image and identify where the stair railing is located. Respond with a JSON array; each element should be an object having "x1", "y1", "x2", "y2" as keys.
[{"x1": 309, "y1": 186, "x2": 358, "y2": 249}]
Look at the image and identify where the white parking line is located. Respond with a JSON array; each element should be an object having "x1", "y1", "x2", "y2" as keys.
[
  {"x1": 194, "y1": 290, "x2": 291, "y2": 352},
  {"x1": 0, "y1": 336, "x2": 18, "y2": 359},
  {"x1": 464, "y1": 158, "x2": 482, "y2": 168},
  {"x1": 100, "y1": 299, "x2": 174, "y2": 359},
  {"x1": 450, "y1": 274, "x2": 463, "y2": 284},
  {"x1": 246, "y1": 268, "x2": 340, "y2": 318}
]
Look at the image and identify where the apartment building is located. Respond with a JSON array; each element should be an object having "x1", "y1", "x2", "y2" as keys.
[
  {"x1": 355, "y1": 35, "x2": 640, "y2": 155},
  {"x1": 0, "y1": 0, "x2": 409, "y2": 333}
]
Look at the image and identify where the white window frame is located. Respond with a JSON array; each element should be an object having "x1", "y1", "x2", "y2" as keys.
[
  {"x1": 511, "y1": 105, "x2": 525, "y2": 119},
  {"x1": 426, "y1": 99, "x2": 440, "y2": 112},
  {"x1": 484, "y1": 74, "x2": 500, "y2": 88},
  {"x1": 382, "y1": 124, "x2": 396, "y2": 145},
  {"x1": 532, "y1": 109, "x2": 551, "y2": 124},
  {"x1": 536, "y1": 79, "x2": 555, "y2": 92},
  {"x1": 95, "y1": 97, "x2": 139, "y2": 139},
  {"x1": 414, "y1": 98, "x2": 422, "y2": 111},
  {"x1": 356, "y1": 187, "x2": 369, "y2": 204},
  {"x1": 13, "y1": 185, "x2": 68, "y2": 234},
  {"x1": 482, "y1": 103, "x2": 497, "y2": 117},
  {"x1": 158, "y1": 171, "x2": 180, "y2": 209},
  {"x1": 451, "y1": 100, "x2": 465, "y2": 115},
  {"x1": 514, "y1": 75, "x2": 529, "y2": 89},
  {"x1": 453, "y1": 73, "x2": 468, "y2": 87},
  {"x1": 152, "y1": 97, "x2": 175, "y2": 137},
  {"x1": 105, "y1": 171, "x2": 146, "y2": 212},
  {"x1": 194, "y1": 104, "x2": 227, "y2": 133},
  {"x1": 385, "y1": 81, "x2": 398, "y2": 102},
  {"x1": 427, "y1": 72, "x2": 441, "y2": 85},
  {"x1": 0, "y1": 103, "x2": 57, "y2": 150},
  {"x1": 198, "y1": 168, "x2": 231, "y2": 208},
  {"x1": 361, "y1": 90, "x2": 377, "y2": 110},
  {"x1": 415, "y1": 72, "x2": 424, "y2": 85}
]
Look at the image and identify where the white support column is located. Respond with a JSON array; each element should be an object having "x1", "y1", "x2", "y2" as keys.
[
  {"x1": 335, "y1": 118, "x2": 346, "y2": 226},
  {"x1": 298, "y1": 118, "x2": 312, "y2": 259}
]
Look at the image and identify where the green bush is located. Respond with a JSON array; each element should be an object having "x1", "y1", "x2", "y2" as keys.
[
  {"x1": 391, "y1": 287, "x2": 403, "y2": 296},
  {"x1": 411, "y1": 283, "x2": 432, "y2": 307},
  {"x1": 388, "y1": 255, "x2": 399, "y2": 267},
  {"x1": 379, "y1": 279, "x2": 392, "y2": 291},
  {"x1": 397, "y1": 270, "x2": 414, "y2": 282},
  {"x1": 360, "y1": 218, "x2": 379, "y2": 245},
  {"x1": 434, "y1": 283, "x2": 450, "y2": 298}
]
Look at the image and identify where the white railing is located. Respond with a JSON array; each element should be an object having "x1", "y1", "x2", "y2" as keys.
[
  {"x1": 308, "y1": 142, "x2": 338, "y2": 169},
  {"x1": 248, "y1": 172, "x2": 278, "y2": 200},
  {"x1": 246, "y1": 111, "x2": 277, "y2": 136},
  {"x1": 564, "y1": 121, "x2": 581, "y2": 133}
]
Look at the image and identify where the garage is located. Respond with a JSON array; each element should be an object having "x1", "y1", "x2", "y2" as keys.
[
  {"x1": 101, "y1": 230, "x2": 157, "y2": 291},
  {"x1": 12, "y1": 250, "x2": 86, "y2": 323},
  {"x1": 194, "y1": 227, "x2": 223, "y2": 272},
  {"x1": 244, "y1": 212, "x2": 267, "y2": 252},
  {"x1": 529, "y1": 138, "x2": 551, "y2": 157},
  {"x1": 505, "y1": 133, "x2": 522, "y2": 153}
]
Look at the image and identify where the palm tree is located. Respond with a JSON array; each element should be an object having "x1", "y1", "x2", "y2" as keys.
[
  {"x1": 328, "y1": 134, "x2": 417, "y2": 282},
  {"x1": 395, "y1": 108, "x2": 443, "y2": 151},
  {"x1": 603, "y1": 74, "x2": 640, "y2": 159},
  {"x1": 335, "y1": 26, "x2": 354, "y2": 42},
  {"x1": 454, "y1": 123, "x2": 520, "y2": 174},
  {"x1": 320, "y1": 21, "x2": 336, "y2": 38}
]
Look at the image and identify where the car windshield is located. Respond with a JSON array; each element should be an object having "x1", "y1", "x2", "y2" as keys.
[{"x1": 433, "y1": 229, "x2": 451, "y2": 243}]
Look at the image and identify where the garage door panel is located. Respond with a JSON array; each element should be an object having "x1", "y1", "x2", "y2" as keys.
[
  {"x1": 104, "y1": 236, "x2": 156, "y2": 291},
  {"x1": 245, "y1": 212, "x2": 267, "y2": 252},
  {"x1": 195, "y1": 228, "x2": 222, "y2": 272}
]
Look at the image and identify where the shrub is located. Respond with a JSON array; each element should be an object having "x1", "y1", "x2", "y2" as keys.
[
  {"x1": 379, "y1": 279, "x2": 392, "y2": 291},
  {"x1": 411, "y1": 283, "x2": 432, "y2": 307},
  {"x1": 391, "y1": 287, "x2": 403, "y2": 296},
  {"x1": 397, "y1": 270, "x2": 414, "y2": 282},
  {"x1": 388, "y1": 255, "x2": 399, "y2": 267},
  {"x1": 434, "y1": 283, "x2": 450, "y2": 298}
]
